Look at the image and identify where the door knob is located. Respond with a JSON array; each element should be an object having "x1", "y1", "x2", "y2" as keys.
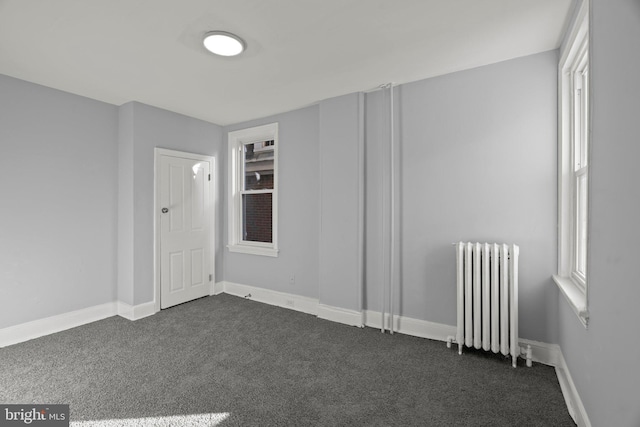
[{"x1": 162, "y1": 207, "x2": 169, "y2": 214}]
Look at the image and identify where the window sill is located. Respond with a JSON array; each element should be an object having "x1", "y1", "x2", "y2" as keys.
[
  {"x1": 553, "y1": 275, "x2": 589, "y2": 328},
  {"x1": 228, "y1": 244, "x2": 279, "y2": 258}
]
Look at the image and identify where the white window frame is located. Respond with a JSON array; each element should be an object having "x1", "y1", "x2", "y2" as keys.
[
  {"x1": 227, "y1": 122, "x2": 279, "y2": 257},
  {"x1": 554, "y1": 0, "x2": 589, "y2": 327}
]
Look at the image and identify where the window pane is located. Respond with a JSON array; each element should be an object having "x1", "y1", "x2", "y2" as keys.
[
  {"x1": 580, "y1": 68, "x2": 589, "y2": 168},
  {"x1": 244, "y1": 141, "x2": 274, "y2": 191},
  {"x1": 573, "y1": 83, "x2": 583, "y2": 171},
  {"x1": 242, "y1": 193, "x2": 273, "y2": 243},
  {"x1": 576, "y1": 173, "x2": 588, "y2": 275}
]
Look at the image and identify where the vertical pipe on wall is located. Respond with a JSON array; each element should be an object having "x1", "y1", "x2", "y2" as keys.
[
  {"x1": 378, "y1": 83, "x2": 395, "y2": 334},
  {"x1": 389, "y1": 83, "x2": 395, "y2": 335},
  {"x1": 380, "y1": 85, "x2": 388, "y2": 333},
  {"x1": 357, "y1": 93, "x2": 365, "y2": 327}
]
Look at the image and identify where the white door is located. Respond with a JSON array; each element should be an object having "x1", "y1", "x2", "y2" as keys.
[{"x1": 159, "y1": 154, "x2": 212, "y2": 309}]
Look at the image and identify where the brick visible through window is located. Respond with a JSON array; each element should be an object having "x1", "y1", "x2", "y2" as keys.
[{"x1": 242, "y1": 193, "x2": 272, "y2": 243}]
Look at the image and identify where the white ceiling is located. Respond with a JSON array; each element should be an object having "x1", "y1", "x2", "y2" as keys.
[{"x1": 0, "y1": 0, "x2": 574, "y2": 126}]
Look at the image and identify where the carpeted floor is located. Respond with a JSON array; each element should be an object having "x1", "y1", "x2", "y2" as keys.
[{"x1": 0, "y1": 294, "x2": 575, "y2": 426}]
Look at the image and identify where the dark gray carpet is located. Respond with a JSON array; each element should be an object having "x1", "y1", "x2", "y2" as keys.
[{"x1": 0, "y1": 294, "x2": 575, "y2": 426}]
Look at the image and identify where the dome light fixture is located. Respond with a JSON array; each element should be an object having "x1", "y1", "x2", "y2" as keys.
[{"x1": 203, "y1": 31, "x2": 246, "y2": 57}]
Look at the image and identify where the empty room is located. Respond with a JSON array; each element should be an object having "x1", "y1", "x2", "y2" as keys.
[{"x1": 0, "y1": 1, "x2": 638, "y2": 426}]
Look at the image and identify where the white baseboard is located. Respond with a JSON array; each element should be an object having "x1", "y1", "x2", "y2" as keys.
[
  {"x1": 211, "y1": 281, "x2": 225, "y2": 295},
  {"x1": 363, "y1": 310, "x2": 457, "y2": 341},
  {"x1": 221, "y1": 281, "x2": 319, "y2": 316},
  {"x1": 219, "y1": 281, "x2": 362, "y2": 328},
  {"x1": 0, "y1": 302, "x2": 117, "y2": 348},
  {"x1": 117, "y1": 301, "x2": 156, "y2": 321},
  {"x1": 364, "y1": 310, "x2": 456, "y2": 341},
  {"x1": 318, "y1": 304, "x2": 363, "y2": 327},
  {"x1": 518, "y1": 338, "x2": 561, "y2": 367},
  {"x1": 555, "y1": 350, "x2": 591, "y2": 427}
]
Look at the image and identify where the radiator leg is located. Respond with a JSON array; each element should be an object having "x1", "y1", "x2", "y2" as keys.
[
  {"x1": 526, "y1": 345, "x2": 532, "y2": 367},
  {"x1": 446, "y1": 336, "x2": 452, "y2": 349},
  {"x1": 512, "y1": 355, "x2": 517, "y2": 368},
  {"x1": 458, "y1": 342, "x2": 463, "y2": 355}
]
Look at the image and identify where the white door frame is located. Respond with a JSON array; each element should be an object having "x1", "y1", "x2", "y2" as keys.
[{"x1": 154, "y1": 147, "x2": 216, "y2": 313}]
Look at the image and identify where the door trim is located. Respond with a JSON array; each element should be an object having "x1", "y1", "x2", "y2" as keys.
[{"x1": 154, "y1": 148, "x2": 216, "y2": 313}]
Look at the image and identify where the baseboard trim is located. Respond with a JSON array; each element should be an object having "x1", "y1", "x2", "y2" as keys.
[
  {"x1": 363, "y1": 310, "x2": 457, "y2": 341},
  {"x1": 211, "y1": 281, "x2": 225, "y2": 295},
  {"x1": 117, "y1": 301, "x2": 156, "y2": 321},
  {"x1": 221, "y1": 281, "x2": 319, "y2": 316},
  {"x1": 0, "y1": 302, "x2": 117, "y2": 348},
  {"x1": 518, "y1": 338, "x2": 561, "y2": 367},
  {"x1": 220, "y1": 281, "x2": 364, "y2": 327},
  {"x1": 555, "y1": 350, "x2": 591, "y2": 427},
  {"x1": 318, "y1": 304, "x2": 363, "y2": 327}
]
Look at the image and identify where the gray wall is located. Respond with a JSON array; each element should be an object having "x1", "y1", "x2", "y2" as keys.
[
  {"x1": 318, "y1": 93, "x2": 364, "y2": 311},
  {"x1": 557, "y1": 1, "x2": 640, "y2": 425},
  {"x1": 365, "y1": 51, "x2": 559, "y2": 343},
  {"x1": 118, "y1": 102, "x2": 223, "y2": 305},
  {"x1": 223, "y1": 106, "x2": 320, "y2": 298},
  {"x1": 223, "y1": 51, "x2": 559, "y2": 343},
  {"x1": 0, "y1": 75, "x2": 224, "y2": 327},
  {"x1": 117, "y1": 103, "x2": 135, "y2": 305},
  {"x1": 0, "y1": 74, "x2": 118, "y2": 328},
  {"x1": 1, "y1": 50, "x2": 562, "y2": 347}
]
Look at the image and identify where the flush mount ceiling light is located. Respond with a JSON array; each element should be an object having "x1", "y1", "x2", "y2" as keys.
[{"x1": 203, "y1": 31, "x2": 246, "y2": 57}]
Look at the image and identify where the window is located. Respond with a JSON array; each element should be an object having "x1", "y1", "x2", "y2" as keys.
[
  {"x1": 554, "y1": 0, "x2": 589, "y2": 327},
  {"x1": 228, "y1": 123, "x2": 278, "y2": 257}
]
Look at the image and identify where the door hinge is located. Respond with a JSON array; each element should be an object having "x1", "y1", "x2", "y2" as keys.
[
  {"x1": 208, "y1": 174, "x2": 211, "y2": 181},
  {"x1": 209, "y1": 274, "x2": 212, "y2": 282}
]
